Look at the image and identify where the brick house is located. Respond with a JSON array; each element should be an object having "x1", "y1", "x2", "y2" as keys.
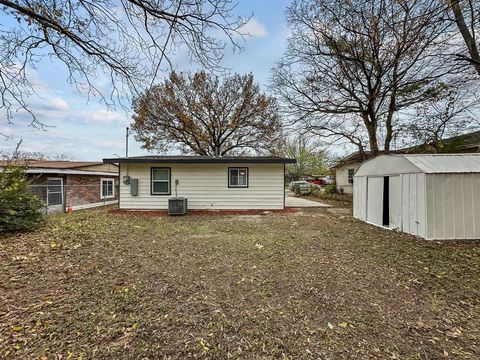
[{"x1": 1, "y1": 160, "x2": 119, "y2": 214}]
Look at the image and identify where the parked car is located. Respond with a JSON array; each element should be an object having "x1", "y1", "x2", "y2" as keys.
[
  {"x1": 308, "y1": 176, "x2": 333, "y2": 186},
  {"x1": 289, "y1": 180, "x2": 312, "y2": 196}
]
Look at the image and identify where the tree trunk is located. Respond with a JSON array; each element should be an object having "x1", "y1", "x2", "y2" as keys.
[
  {"x1": 362, "y1": 113, "x2": 379, "y2": 155},
  {"x1": 450, "y1": 0, "x2": 480, "y2": 76}
]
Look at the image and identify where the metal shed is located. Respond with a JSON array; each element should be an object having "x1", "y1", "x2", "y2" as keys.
[{"x1": 353, "y1": 154, "x2": 480, "y2": 240}]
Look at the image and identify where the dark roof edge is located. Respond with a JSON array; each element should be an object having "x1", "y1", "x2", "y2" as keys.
[{"x1": 103, "y1": 157, "x2": 296, "y2": 164}]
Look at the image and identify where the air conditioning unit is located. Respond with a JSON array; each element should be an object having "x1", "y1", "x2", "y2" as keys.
[{"x1": 168, "y1": 197, "x2": 188, "y2": 215}]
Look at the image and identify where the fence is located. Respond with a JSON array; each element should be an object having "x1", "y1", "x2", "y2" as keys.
[{"x1": 29, "y1": 183, "x2": 119, "y2": 215}]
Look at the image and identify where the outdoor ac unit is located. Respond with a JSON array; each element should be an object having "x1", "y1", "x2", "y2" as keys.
[{"x1": 168, "y1": 197, "x2": 188, "y2": 215}]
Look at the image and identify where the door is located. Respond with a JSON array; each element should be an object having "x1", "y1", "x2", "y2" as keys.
[
  {"x1": 47, "y1": 178, "x2": 64, "y2": 214},
  {"x1": 366, "y1": 177, "x2": 384, "y2": 225},
  {"x1": 388, "y1": 176, "x2": 401, "y2": 229}
]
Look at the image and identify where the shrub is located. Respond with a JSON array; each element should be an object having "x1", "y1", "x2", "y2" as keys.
[
  {"x1": 0, "y1": 163, "x2": 45, "y2": 233},
  {"x1": 324, "y1": 182, "x2": 338, "y2": 194}
]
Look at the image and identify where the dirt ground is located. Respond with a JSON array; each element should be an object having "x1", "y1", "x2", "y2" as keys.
[{"x1": 1, "y1": 208, "x2": 479, "y2": 359}]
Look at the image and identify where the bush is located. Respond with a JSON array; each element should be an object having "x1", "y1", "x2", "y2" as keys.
[
  {"x1": 324, "y1": 182, "x2": 338, "y2": 194},
  {"x1": 0, "y1": 164, "x2": 45, "y2": 233}
]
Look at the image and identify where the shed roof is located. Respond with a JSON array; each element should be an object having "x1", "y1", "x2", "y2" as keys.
[
  {"x1": 103, "y1": 155, "x2": 296, "y2": 164},
  {"x1": 355, "y1": 153, "x2": 480, "y2": 176}
]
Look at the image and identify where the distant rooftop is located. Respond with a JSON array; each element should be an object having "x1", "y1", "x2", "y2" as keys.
[
  {"x1": 103, "y1": 155, "x2": 296, "y2": 164},
  {"x1": 0, "y1": 160, "x2": 104, "y2": 169}
]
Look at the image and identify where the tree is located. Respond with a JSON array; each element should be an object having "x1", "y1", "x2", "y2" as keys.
[
  {"x1": 0, "y1": 0, "x2": 247, "y2": 126},
  {"x1": 271, "y1": 0, "x2": 463, "y2": 157},
  {"x1": 449, "y1": 0, "x2": 480, "y2": 76},
  {"x1": 280, "y1": 137, "x2": 329, "y2": 180},
  {"x1": 401, "y1": 83, "x2": 480, "y2": 151},
  {"x1": 0, "y1": 160, "x2": 44, "y2": 233},
  {"x1": 131, "y1": 71, "x2": 283, "y2": 156}
]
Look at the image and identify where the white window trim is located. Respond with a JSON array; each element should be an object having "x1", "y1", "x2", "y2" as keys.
[
  {"x1": 100, "y1": 178, "x2": 115, "y2": 199},
  {"x1": 348, "y1": 169, "x2": 355, "y2": 184},
  {"x1": 151, "y1": 168, "x2": 171, "y2": 195},
  {"x1": 228, "y1": 167, "x2": 249, "y2": 188},
  {"x1": 47, "y1": 177, "x2": 64, "y2": 206}
]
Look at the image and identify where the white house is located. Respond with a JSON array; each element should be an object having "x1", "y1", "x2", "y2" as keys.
[
  {"x1": 353, "y1": 154, "x2": 480, "y2": 240},
  {"x1": 103, "y1": 156, "x2": 296, "y2": 210}
]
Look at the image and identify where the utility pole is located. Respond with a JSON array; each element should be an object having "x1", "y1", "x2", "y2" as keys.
[{"x1": 125, "y1": 127, "x2": 129, "y2": 158}]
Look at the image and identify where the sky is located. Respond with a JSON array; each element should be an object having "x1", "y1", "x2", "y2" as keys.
[{"x1": 0, "y1": 0, "x2": 294, "y2": 161}]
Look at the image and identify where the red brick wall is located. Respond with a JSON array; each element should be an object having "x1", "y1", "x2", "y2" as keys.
[{"x1": 65, "y1": 175, "x2": 118, "y2": 207}]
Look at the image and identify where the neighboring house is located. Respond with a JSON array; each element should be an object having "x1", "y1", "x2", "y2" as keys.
[
  {"x1": 330, "y1": 152, "x2": 375, "y2": 194},
  {"x1": 102, "y1": 156, "x2": 296, "y2": 210},
  {"x1": 1, "y1": 160, "x2": 119, "y2": 213},
  {"x1": 332, "y1": 130, "x2": 480, "y2": 193},
  {"x1": 353, "y1": 153, "x2": 480, "y2": 240}
]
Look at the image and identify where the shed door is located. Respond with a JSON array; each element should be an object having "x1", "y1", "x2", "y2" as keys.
[
  {"x1": 367, "y1": 177, "x2": 384, "y2": 225},
  {"x1": 388, "y1": 176, "x2": 401, "y2": 229}
]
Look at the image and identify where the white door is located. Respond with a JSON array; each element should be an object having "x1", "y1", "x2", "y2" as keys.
[
  {"x1": 366, "y1": 177, "x2": 384, "y2": 225},
  {"x1": 389, "y1": 176, "x2": 401, "y2": 229},
  {"x1": 47, "y1": 178, "x2": 64, "y2": 214}
]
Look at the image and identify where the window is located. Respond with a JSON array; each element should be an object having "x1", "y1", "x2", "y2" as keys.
[
  {"x1": 101, "y1": 178, "x2": 115, "y2": 199},
  {"x1": 47, "y1": 178, "x2": 63, "y2": 206},
  {"x1": 151, "y1": 168, "x2": 171, "y2": 195},
  {"x1": 348, "y1": 168, "x2": 355, "y2": 184},
  {"x1": 228, "y1": 167, "x2": 248, "y2": 188}
]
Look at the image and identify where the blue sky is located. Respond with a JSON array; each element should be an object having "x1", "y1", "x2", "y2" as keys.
[{"x1": 0, "y1": 0, "x2": 293, "y2": 161}]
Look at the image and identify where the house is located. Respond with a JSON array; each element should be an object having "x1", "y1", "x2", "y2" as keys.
[
  {"x1": 330, "y1": 151, "x2": 374, "y2": 194},
  {"x1": 1, "y1": 160, "x2": 119, "y2": 213},
  {"x1": 102, "y1": 156, "x2": 296, "y2": 210},
  {"x1": 353, "y1": 154, "x2": 480, "y2": 240},
  {"x1": 332, "y1": 130, "x2": 480, "y2": 194}
]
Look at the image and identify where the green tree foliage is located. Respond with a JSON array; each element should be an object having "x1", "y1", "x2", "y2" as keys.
[
  {"x1": 0, "y1": 164, "x2": 44, "y2": 233},
  {"x1": 281, "y1": 137, "x2": 329, "y2": 180}
]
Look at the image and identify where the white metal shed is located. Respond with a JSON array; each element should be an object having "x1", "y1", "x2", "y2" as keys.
[{"x1": 353, "y1": 154, "x2": 480, "y2": 240}]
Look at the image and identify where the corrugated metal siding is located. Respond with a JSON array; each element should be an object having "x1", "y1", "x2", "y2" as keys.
[
  {"x1": 405, "y1": 154, "x2": 480, "y2": 173},
  {"x1": 425, "y1": 173, "x2": 480, "y2": 240},
  {"x1": 353, "y1": 176, "x2": 367, "y2": 220},
  {"x1": 119, "y1": 163, "x2": 285, "y2": 210}
]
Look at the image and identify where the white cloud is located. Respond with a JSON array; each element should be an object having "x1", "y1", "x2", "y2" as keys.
[
  {"x1": 69, "y1": 109, "x2": 128, "y2": 124},
  {"x1": 239, "y1": 19, "x2": 268, "y2": 38},
  {"x1": 40, "y1": 97, "x2": 70, "y2": 112}
]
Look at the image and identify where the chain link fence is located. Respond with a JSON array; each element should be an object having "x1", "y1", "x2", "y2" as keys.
[{"x1": 29, "y1": 183, "x2": 119, "y2": 215}]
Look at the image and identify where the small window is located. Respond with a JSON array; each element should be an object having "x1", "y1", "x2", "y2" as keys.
[
  {"x1": 348, "y1": 168, "x2": 355, "y2": 184},
  {"x1": 151, "y1": 168, "x2": 171, "y2": 195},
  {"x1": 228, "y1": 167, "x2": 248, "y2": 188},
  {"x1": 101, "y1": 178, "x2": 115, "y2": 199}
]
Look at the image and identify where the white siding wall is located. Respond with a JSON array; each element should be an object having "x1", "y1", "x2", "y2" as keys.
[
  {"x1": 119, "y1": 163, "x2": 285, "y2": 210},
  {"x1": 335, "y1": 164, "x2": 361, "y2": 194},
  {"x1": 353, "y1": 176, "x2": 367, "y2": 220},
  {"x1": 425, "y1": 173, "x2": 480, "y2": 240},
  {"x1": 399, "y1": 173, "x2": 426, "y2": 239}
]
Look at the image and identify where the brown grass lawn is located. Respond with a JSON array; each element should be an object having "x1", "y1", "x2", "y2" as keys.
[{"x1": 1, "y1": 208, "x2": 480, "y2": 359}]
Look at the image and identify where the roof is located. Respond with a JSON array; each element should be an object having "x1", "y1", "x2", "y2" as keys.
[
  {"x1": 355, "y1": 153, "x2": 480, "y2": 176},
  {"x1": 0, "y1": 160, "x2": 104, "y2": 169},
  {"x1": 403, "y1": 153, "x2": 480, "y2": 173},
  {"x1": 103, "y1": 155, "x2": 296, "y2": 164}
]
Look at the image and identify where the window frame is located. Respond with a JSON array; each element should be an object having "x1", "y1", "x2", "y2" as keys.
[
  {"x1": 47, "y1": 177, "x2": 64, "y2": 206},
  {"x1": 150, "y1": 167, "x2": 171, "y2": 195},
  {"x1": 100, "y1": 178, "x2": 115, "y2": 199},
  {"x1": 347, "y1": 168, "x2": 355, "y2": 184},
  {"x1": 228, "y1": 167, "x2": 249, "y2": 188}
]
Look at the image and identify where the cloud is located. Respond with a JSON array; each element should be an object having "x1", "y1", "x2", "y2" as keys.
[
  {"x1": 68, "y1": 109, "x2": 128, "y2": 125},
  {"x1": 239, "y1": 19, "x2": 268, "y2": 38},
  {"x1": 39, "y1": 97, "x2": 70, "y2": 112}
]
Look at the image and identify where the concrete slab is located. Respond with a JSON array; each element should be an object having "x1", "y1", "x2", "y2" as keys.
[{"x1": 285, "y1": 193, "x2": 331, "y2": 208}]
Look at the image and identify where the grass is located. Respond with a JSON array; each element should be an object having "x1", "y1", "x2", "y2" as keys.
[{"x1": 1, "y1": 208, "x2": 479, "y2": 359}]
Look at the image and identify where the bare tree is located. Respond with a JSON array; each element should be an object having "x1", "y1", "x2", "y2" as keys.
[
  {"x1": 0, "y1": 0, "x2": 248, "y2": 127},
  {"x1": 131, "y1": 71, "x2": 283, "y2": 156},
  {"x1": 271, "y1": 0, "x2": 463, "y2": 157},
  {"x1": 401, "y1": 82, "x2": 480, "y2": 151},
  {"x1": 449, "y1": 0, "x2": 480, "y2": 76}
]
